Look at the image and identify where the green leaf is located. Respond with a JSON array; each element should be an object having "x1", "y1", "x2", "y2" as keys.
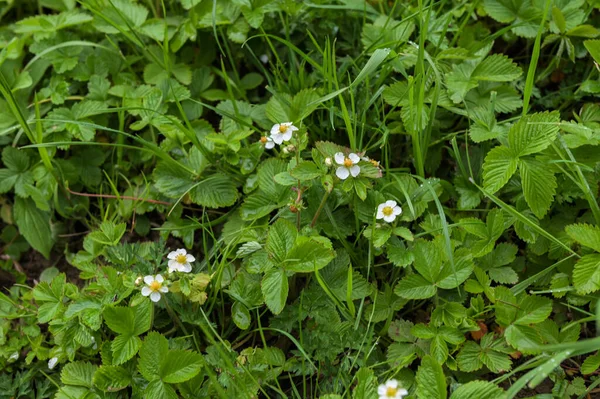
[
  {"x1": 584, "y1": 39, "x2": 600, "y2": 64},
  {"x1": 189, "y1": 173, "x2": 238, "y2": 208},
  {"x1": 138, "y1": 332, "x2": 169, "y2": 382},
  {"x1": 412, "y1": 240, "x2": 443, "y2": 283},
  {"x1": 351, "y1": 367, "x2": 378, "y2": 399},
  {"x1": 565, "y1": 223, "x2": 600, "y2": 253},
  {"x1": 111, "y1": 334, "x2": 141, "y2": 365},
  {"x1": 159, "y1": 350, "x2": 203, "y2": 384},
  {"x1": 513, "y1": 295, "x2": 552, "y2": 325},
  {"x1": 473, "y1": 54, "x2": 522, "y2": 82},
  {"x1": 103, "y1": 306, "x2": 135, "y2": 335},
  {"x1": 61, "y1": 361, "x2": 98, "y2": 388},
  {"x1": 395, "y1": 274, "x2": 437, "y2": 299},
  {"x1": 482, "y1": 146, "x2": 518, "y2": 193},
  {"x1": 504, "y1": 324, "x2": 544, "y2": 354},
  {"x1": 93, "y1": 365, "x2": 132, "y2": 392},
  {"x1": 581, "y1": 352, "x2": 600, "y2": 375},
  {"x1": 285, "y1": 236, "x2": 335, "y2": 273},
  {"x1": 519, "y1": 158, "x2": 556, "y2": 219},
  {"x1": 416, "y1": 356, "x2": 446, "y2": 399},
  {"x1": 232, "y1": 301, "x2": 251, "y2": 330},
  {"x1": 290, "y1": 161, "x2": 323, "y2": 181},
  {"x1": 449, "y1": 380, "x2": 505, "y2": 399},
  {"x1": 508, "y1": 112, "x2": 560, "y2": 157},
  {"x1": 261, "y1": 267, "x2": 288, "y2": 314},
  {"x1": 145, "y1": 380, "x2": 178, "y2": 399},
  {"x1": 14, "y1": 197, "x2": 54, "y2": 259},
  {"x1": 266, "y1": 219, "x2": 297, "y2": 263},
  {"x1": 573, "y1": 254, "x2": 600, "y2": 294}
]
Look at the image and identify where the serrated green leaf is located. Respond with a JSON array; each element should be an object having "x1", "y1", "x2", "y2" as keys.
[
  {"x1": 111, "y1": 334, "x2": 141, "y2": 365},
  {"x1": 266, "y1": 219, "x2": 297, "y2": 263},
  {"x1": 508, "y1": 112, "x2": 560, "y2": 157},
  {"x1": 395, "y1": 274, "x2": 436, "y2": 299},
  {"x1": 482, "y1": 146, "x2": 518, "y2": 193},
  {"x1": 261, "y1": 267, "x2": 288, "y2": 314},
  {"x1": 285, "y1": 236, "x2": 335, "y2": 273},
  {"x1": 189, "y1": 173, "x2": 238, "y2": 208},
  {"x1": 93, "y1": 365, "x2": 132, "y2": 392},
  {"x1": 416, "y1": 356, "x2": 446, "y2": 399},
  {"x1": 473, "y1": 54, "x2": 522, "y2": 82},
  {"x1": 138, "y1": 332, "x2": 169, "y2": 381},
  {"x1": 584, "y1": 39, "x2": 600, "y2": 64},
  {"x1": 573, "y1": 254, "x2": 600, "y2": 294},
  {"x1": 565, "y1": 223, "x2": 600, "y2": 253},
  {"x1": 449, "y1": 380, "x2": 505, "y2": 399},
  {"x1": 519, "y1": 158, "x2": 556, "y2": 219},
  {"x1": 159, "y1": 350, "x2": 203, "y2": 383},
  {"x1": 61, "y1": 361, "x2": 97, "y2": 388},
  {"x1": 14, "y1": 197, "x2": 53, "y2": 259}
]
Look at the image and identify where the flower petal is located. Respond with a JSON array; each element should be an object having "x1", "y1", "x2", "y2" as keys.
[
  {"x1": 186, "y1": 254, "x2": 195, "y2": 262},
  {"x1": 270, "y1": 124, "x2": 280, "y2": 135},
  {"x1": 265, "y1": 141, "x2": 275, "y2": 149},
  {"x1": 334, "y1": 152, "x2": 345, "y2": 165},
  {"x1": 385, "y1": 200, "x2": 397, "y2": 208},
  {"x1": 349, "y1": 165, "x2": 360, "y2": 177},
  {"x1": 143, "y1": 275, "x2": 154, "y2": 285},
  {"x1": 150, "y1": 292, "x2": 161, "y2": 302},
  {"x1": 167, "y1": 251, "x2": 178, "y2": 259},
  {"x1": 141, "y1": 287, "x2": 151, "y2": 296},
  {"x1": 348, "y1": 153, "x2": 360, "y2": 163},
  {"x1": 290, "y1": 125, "x2": 299, "y2": 131},
  {"x1": 182, "y1": 264, "x2": 192, "y2": 273},
  {"x1": 336, "y1": 166, "x2": 350, "y2": 180},
  {"x1": 377, "y1": 385, "x2": 387, "y2": 395},
  {"x1": 282, "y1": 130, "x2": 293, "y2": 141},
  {"x1": 393, "y1": 206, "x2": 402, "y2": 215},
  {"x1": 159, "y1": 286, "x2": 169, "y2": 293},
  {"x1": 176, "y1": 248, "x2": 187, "y2": 255},
  {"x1": 271, "y1": 133, "x2": 284, "y2": 144},
  {"x1": 155, "y1": 274, "x2": 164, "y2": 283},
  {"x1": 387, "y1": 379, "x2": 398, "y2": 389},
  {"x1": 376, "y1": 210, "x2": 385, "y2": 219},
  {"x1": 383, "y1": 214, "x2": 396, "y2": 223}
]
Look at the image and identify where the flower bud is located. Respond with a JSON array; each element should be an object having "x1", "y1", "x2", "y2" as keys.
[{"x1": 325, "y1": 157, "x2": 332, "y2": 166}]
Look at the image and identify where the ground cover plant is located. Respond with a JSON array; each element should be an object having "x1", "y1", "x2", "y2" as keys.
[{"x1": 1, "y1": 0, "x2": 600, "y2": 398}]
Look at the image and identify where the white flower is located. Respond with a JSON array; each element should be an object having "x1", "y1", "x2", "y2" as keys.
[
  {"x1": 167, "y1": 248, "x2": 195, "y2": 273},
  {"x1": 48, "y1": 357, "x2": 58, "y2": 369},
  {"x1": 260, "y1": 54, "x2": 269, "y2": 64},
  {"x1": 270, "y1": 122, "x2": 298, "y2": 144},
  {"x1": 260, "y1": 136, "x2": 275, "y2": 149},
  {"x1": 376, "y1": 200, "x2": 402, "y2": 223},
  {"x1": 378, "y1": 379, "x2": 408, "y2": 399},
  {"x1": 141, "y1": 274, "x2": 168, "y2": 303},
  {"x1": 334, "y1": 152, "x2": 360, "y2": 180}
]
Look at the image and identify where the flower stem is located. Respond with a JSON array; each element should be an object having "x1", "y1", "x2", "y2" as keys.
[{"x1": 310, "y1": 190, "x2": 331, "y2": 228}]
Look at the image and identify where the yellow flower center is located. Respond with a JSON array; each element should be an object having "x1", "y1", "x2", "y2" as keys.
[
  {"x1": 382, "y1": 206, "x2": 394, "y2": 216},
  {"x1": 386, "y1": 387, "x2": 398, "y2": 397},
  {"x1": 279, "y1": 124, "x2": 288, "y2": 133},
  {"x1": 343, "y1": 158, "x2": 353, "y2": 167},
  {"x1": 176, "y1": 254, "x2": 187, "y2": 264},
  {"x1": 370, "y1": 159, "x2": 379, "y2": 167},
  {"x1": 149, "y1": 281, "x2": 162, "y2": 291},
  {"x1": 260, "y1": 136, "x2": 268, "y2": 143}
]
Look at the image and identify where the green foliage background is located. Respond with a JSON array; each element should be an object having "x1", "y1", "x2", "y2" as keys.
[{"x1": 1, "y1": 0, "x2": 600, "y2": 398}]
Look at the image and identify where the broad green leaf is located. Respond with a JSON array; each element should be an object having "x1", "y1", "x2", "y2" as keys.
[
  {"x1": 504, "y1": 324, "x2": 544, "y2": 354},
  {"x1": 351, "y1": 367, "x2": 378, "y2": 399},
  {"x1": 449, "y1": 380, "x2": 505, "y2": 399},
  {"x1": 482, "y1": 146, "x2": 518, "y2": 193},
  {"x1": 103, "y1": 306, "x2": 135, "y2": 335},
  {"x1": 395, "y1": 274, "x2": 436, "y2": 299},
  {"x1": 232, "y1": 301, "x2": 251, "y2": 330},
  {"x1": 266, "y1": 219, "x2": 297, "y2": 263},
  {"x1": 290, "y1": 161, "x2": 323, "y2": 181},
  {"x1": 565, "y1": 223, "x2": 600, "y2": 253},
  {"x1": 61, "y1": 361, "x2": 97, "y2": 388},
  {"x1": 159, "y1": 350, "x2": 203, "y2": 383},
  {"x1": 93, "y1": 365, "x2": 132, "y2": 392},
  {"x1": 111, "y1": 334, "x2": 141, "y2": 365},
  {"x1": 14, "y1": 197, "x2": 54, "y2": 259},
  {"x1": 513, "y1": 295, "x2": 552, "y2": 325},
  {"x1": 138, "y1": 332, "x2": 169, "y2": 381},
  {"x1": 145, "y1": 380, "x2": 178, "y2": 399},
  {"x1": 416, "y1": 356, "x2": 446, "y2": 399},
  {"x1": 573, "y1": 254, "x2": 600, "y2": 294},
  {"x1": 261, "y1": 267, "x2": 288, "y2": 314},
  {"x1": 285, "y1": 236, "x2": 335, "y2": 273},
  {"x1": 508, "y1": 112, "x2": 560, "y2": 157},
  {"x1": 519, "y1": 158, "x2": 556, "y2": 219},
  {"x1": 189, "y1": 173, "x2": 238, "y2": 208},
  {"x1": 584, "y1": 39, "x2": 600, "y2": 64},
  {"x1": 412, "y1": 240, "x2": 443, "y2": 283},
  {"x1": 473, "y1": 54, "x2": 522, "y2": 81}
]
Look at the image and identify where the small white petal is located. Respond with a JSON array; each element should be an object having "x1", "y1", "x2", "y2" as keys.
[
  {"x1": 385, "y1": 200, "x2": 397, "y2": 208},
  {"x1": 186, "y1": 254, "x2": 195, "y2": 262},
  {"x1": 260, "y1": 54, "x2": 269, "y2": 64},
  {"x1": 334, "y1": 152, "x2": 345, "y2": 165},
  {"x1": 377, "y1": 203, "x2": 386, "y2": 212},
  {"x1": 48, "y1": 357, "x2": 58, "y2": 369},
  {"x1": 281, "y1": 130, "x2": 293, "y2": 141},
  {"x1": 182, "y1": 264, "x2": 192, "y2": 273},
  {"x1": 349, "y1": 165, "x2": 360, "y2": 177},
  {"x1": 150, "y1": 292, "x2": 161, "y2": 302},
  {"x1": 378, "y1": 385, "x2": 387, "y2": 395},
  {"x1": 141, "y1": 286, "x2": 152, "y2": 296},
  {"x1": 376, "y1": 210, "x2": 385, "y2": 219},
  {"x1": 265, "y1": 140, "x2": 275, "y2": 149},
  {"x1": 386, "y1": 380, "x2": 398, "y2": 389},
  {"x1": 398, "y1": 388, "x2": 408, "y2": 395},
  {"x1": 176, "y1": 248, "x2": 187, "y2": 255},
  {"x1": 393, "y1": 206, "x2": 402, "y2": 215},
  {"x1": 383, "y1": 214, "x2": 396, "y2": 223},
  {"x1": 155, "y1": 274, "x2": 164, "y2": 283},
  {"x1": 159, "y1": 286, "x2": 169, "y2": 293},
  {"x1": 290, "y1": 125, "x2": 299, "y2": 131},
  {"x1": 167, "y1": 251, "x2": 178, "y2": 259},
  {"x1": 143, "y1": 275, "x2": 154, "y2": 285},
  {"x1": 271, "y1": 133, "x2": 284, "y2": 144},
  {"x1": 348, "y1": 153, "x2": 360, "y2": 163},
  {"x1": 270, "y1": 124, "x2": 280, "y2": 135},
  {"x1": 336, "y1": 167, "x2": 350, "y2": 180}
]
